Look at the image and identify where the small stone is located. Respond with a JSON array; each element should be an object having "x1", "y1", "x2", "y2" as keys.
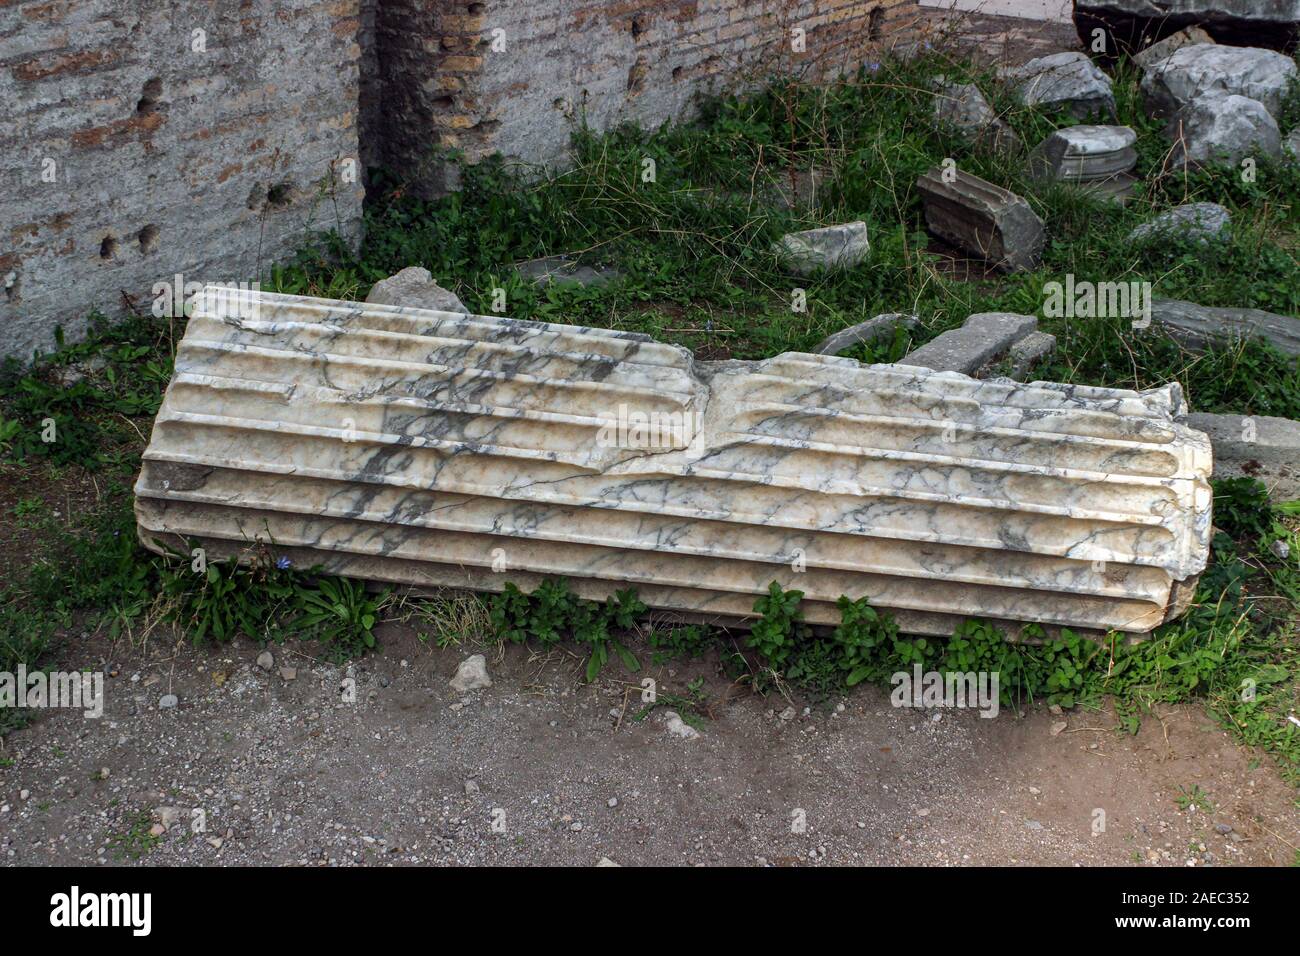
[
  {"x1": 1285, "y1": 128, "x2": 1300, "y2": 161},
  {"x1": 515, "y1": 255, "x2": 620, "y2": 289},
  {"x1": 1028, "y1": 786, "x2": 1042, "y2": 795},
  {"x1": 931, "y1": 77, "x2": 1021, "y2": 153},
  {"x1": 1050, "y1": 720, "x2": 1068, "y2": 737},
  {"x1": 1048, "y1": 704, "x2": 1063, "y2": 716},
  {"x1": 449, "y1": 654, "x2": 492, "y2": 694},
  {"x1": 902, "y1": 312, "x2": 1038, "y2": 375},
  {"x1": 778, "y1": 706, "x2": 796, "y2": 721},
  {"x1": 366, "y1": 266, "x2": 468, "y2": 314},
  {"x1": 1003, "y1": 331, "x2": 1057, "y2": 381},
  {"x1": 19, "y1": 790, "x2": 30, "y2": 801},
  {"x1": 596, "y1": 857, "x2": 620, "y2": 867},
  {"x1": 464, "y1": 779, "x2": 480, "y2": 796},
  {"x1": 1214, "y1": 822, "x2": 1234, "y2": 835},
  {"x1": 773, "y1": 221, "x2": 870, "y2": 276},
  {"x1": 256, "y1": 650, "x2": 274, "y2": 671},
  {"x1": 570, "y1": 822, "x2": 583, "y2": 832},
  {"x1": 813, "y1": 313, "x2": 917, "y2": 356},
  {"x1": 1025, "y1": 819, "x2": 1044, "y2": 831},
  {"x1": 206, "y1": 836, "x2": 224, "y2": 849},
  {"x1": 1132, "y1": 26, "x2": 1215, "y2": 71},
  {"x1": 1129, "y1": 203, "x2": 1231, "y2": 246},
  {"x1": 155, "y1": 806, "x2": 182, "y2": 830},
  {"x1": 279, "y1": 666, "x2": 297, "y2": 681},
  {"x1": 149, "y1": 824, "x2": 166, "y2": 838},
  {"x1": 1269, "y1": 539, "x2": 1290, "y2": 560},
  {"x1": 662, "y1": 710, "x2": 700, "y2": 739},
  {"x1": 771, "y1": 166, "x2": 834, "y2": 210},
  {"x1": 159, "y1": 694, "x2": 178, "y2": 709},
  {"x1": 607, "y1": 797, "x2": 618, "y2": 808},
  {"x1": 1005, "y1": 52, "x2": 1116, "y2": 119}
]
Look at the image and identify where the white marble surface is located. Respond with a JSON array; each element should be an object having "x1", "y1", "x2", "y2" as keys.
[{"x1": 135, "y1": 287, "x2": 1213, "y2": 638}]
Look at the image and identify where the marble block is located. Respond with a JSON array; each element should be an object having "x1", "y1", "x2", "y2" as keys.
[
  {"x1": 135, "y1": 287, "x2": 1213, "y2": 640},
  {"x1": 916, "y1": 168, "x2": 1046, "y2": 273}
]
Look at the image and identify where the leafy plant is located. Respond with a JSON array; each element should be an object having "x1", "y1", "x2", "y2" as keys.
[
  {"x1": 487, "y1": 579, "x2": 645, "y2": 680},
  {"x1": 748, "y1": 582, "x2": 810, "y2": 672}
]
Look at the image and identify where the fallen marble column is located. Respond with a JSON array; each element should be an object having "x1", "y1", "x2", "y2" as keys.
[{"x1": 135, "y1": 286, "x2": 1213, "y2": 640}]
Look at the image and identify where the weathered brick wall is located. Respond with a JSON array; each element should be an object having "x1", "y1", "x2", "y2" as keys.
[
  {"x1": 364, "y1": 0, "x2": 922, "y2": 195},
  {"x1": 1, "y1": 0, "x2": 366, "y2": 359}
]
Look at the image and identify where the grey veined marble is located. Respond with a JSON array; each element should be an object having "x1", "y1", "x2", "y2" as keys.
[{"x1": 135, "y1": 287, "x2": 1213, "y2": 640}]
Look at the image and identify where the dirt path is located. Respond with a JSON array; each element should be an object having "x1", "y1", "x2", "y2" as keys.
[{"x1": 2, "y1": 623, "x2": 1296, "y2": 867}]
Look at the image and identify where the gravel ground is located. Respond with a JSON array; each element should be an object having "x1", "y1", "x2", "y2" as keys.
[{"x1": 2, "y1": 623, "x2": 1296, "y2": 867}]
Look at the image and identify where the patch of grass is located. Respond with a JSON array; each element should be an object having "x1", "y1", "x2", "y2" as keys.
[
  {"x1": 1175, "y1": 784, "x2": 1215, "y2": 813},
  {"x1": 106, "y1": 809, "x2": 161, "y2": 861},
  {"x1": 0, "y1": 314, "x2": 171, "y2": 468},
  {"x1": 397, "y1": 591, "x2": 493, "y2": 649},
  {"x1": 488, "y1": 579, "x2": 644, "y2": 680},
  {"x1": 269, "y1": 50, "x2": 1299, "y2": 413},
  {"x1": 156, "y1": 543, "x2": 392, "y2": 661}
]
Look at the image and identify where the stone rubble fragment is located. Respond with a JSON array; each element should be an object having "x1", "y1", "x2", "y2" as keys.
[
  {"x1": 1284, "y1": 128, "x2": 1300, "y2": 162},
  {"x1": 450, "y1": 655, "x2": 492, "y2": 695},
  {"x1": 135, "y1": 287, "x2": 1214, "y2": 639},
  {"x1": 1003, "y1": 331, "x2": 1058, "y2": 381},
  {"x1": 931, "y1": 78, "x2": 1021, "y2": 154},
  {"x1": 770, "y1": 167, "x2": 834, "y2": 210},
  {"x1": 773, "y1": 221, "x2": 870, "y2": 276},
  {"x1": 901, "y1": 312, "x2": 1039, "y2": 374},
  {"x1": 1128, "y1": 203, "x2": 1231, "y2": 245},
  {"x1": 1028, "y1": 125, "x2": 1138, "y2": 203},
  {"x1": 515, "y1": 255, "x2": 621, "y2": 288},
  {"x1": 916, "y1": 168, "x2": 1045, "y2": 273},
  {"x1": 1004, "y1": 52, "x2": 1116, "y2": 120},
  {"x1": 1150, "y1": 299, "x2": 1300, "y2": 356},
  {"x1": 1132, "y1": 27, "x2": 1215, "y2": 71},
  {"x1": 1141, "y1": 45, "x2": 1297, "y2": 119},
  {"x1": 366, "y1": 266, "x2": 467, "y2": 315},
  {"x1": 1167, "y1": 92, "x2": 1281, "y2": 170},
  {"x1": 662, "y1": 711, "x2": 701, "y2": 740},
  {"x1": 814, "y1": 314, "x2": 917, "y2": 356},
  {"x1": 1185, "y1": 413, "x2": 1300, "y2": 502}
]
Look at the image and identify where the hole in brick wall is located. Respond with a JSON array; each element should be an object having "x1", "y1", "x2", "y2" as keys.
[
  {"x1": 672, "y1": 66, "x2": 683, "y2": 80},
  {"x1": 138, "y1": 224, "x2": 159, "y2": 254},
  {"x1": 99, "y1": 235, "x2": 118, "y2": 259},
  {"x1": 865, "y1": 5, "x2": 883, "y2": 40},
  {"x1": 631, "y1": 16, "x2": 647, "y2": 40},
  {"x1": 466, "y1": 2, "x2": 485, "y2": 12},
  {"x1": 266, "y1": 182, "x2": 295, "y2": 208},
  {"x1": 137, "y1": 77, "x2": 163, "y2": 114},
  {"x1": 432, "y1": 95, "x2": 454, "y2": 109}
]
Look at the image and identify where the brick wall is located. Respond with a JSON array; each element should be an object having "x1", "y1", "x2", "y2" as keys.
[
  {"x1": 1, "y1": 0, "x2": 366, "y2": 359},
  {"x1": 364, "y1": 0, "x2": 923, "y2": 195}
]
